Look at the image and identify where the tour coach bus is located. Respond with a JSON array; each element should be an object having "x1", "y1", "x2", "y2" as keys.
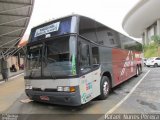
[{"x1": 25, "y1": 15, "x2": 142, "y2": 106}]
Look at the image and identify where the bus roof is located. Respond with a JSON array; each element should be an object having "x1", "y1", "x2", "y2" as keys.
[
  {"x1": 31, "y1": 14, "x2": 141, "y2": 44},
  {"x1": 32, "y1": 14, "x2": 79, "y2": 29}
]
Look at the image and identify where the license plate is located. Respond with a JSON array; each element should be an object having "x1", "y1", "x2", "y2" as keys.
[{"x1": 40, "y1": 96, "x2": 49, "y2": 101}]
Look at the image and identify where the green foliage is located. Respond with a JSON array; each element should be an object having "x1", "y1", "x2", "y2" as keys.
[
  {"x1": 133, "y1": 43, "x2": 143, "y2": 51},
  {"x1": 143, "y1": 35, "x2": 160, "y2": 58},
  {"x1": 125, "y1": 42, "x2": 143, "y2": 52},
  {"x1": 151, "y1": 35, "x2": 160, "y2": 45},
  {"x1": 144, "y1": 43, "x2": 157, "y2": 58}
]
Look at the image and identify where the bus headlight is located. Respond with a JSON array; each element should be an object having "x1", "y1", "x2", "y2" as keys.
[
  {"x1": 57, "y1": 86, "x2": 63, "y2": 91},
  {"x1": 57, "y1": 86, "x2": 76, "y2": 92},
  {"x1": 25, "y1": 85, "x2": 32, "y2": 89},
  {"x1": 63, "y1": 87, "x2": 70, "y2": 92}
]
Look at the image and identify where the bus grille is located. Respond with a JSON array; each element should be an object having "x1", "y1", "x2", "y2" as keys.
[{"x1": 32, "y1": 88, "x2": 57, "y2": 92}]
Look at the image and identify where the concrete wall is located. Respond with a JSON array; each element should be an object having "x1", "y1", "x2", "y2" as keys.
[
  {"x1": 142, "y1": 19, "x2": 160, "y2": 45},
  {"x1": 0, "y1": 56, "x2": 24, "y2": 73}
]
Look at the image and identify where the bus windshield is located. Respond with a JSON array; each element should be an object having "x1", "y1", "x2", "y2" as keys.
[{"x1": 26, "y1": 36, "x2": 77, "y2": 78}]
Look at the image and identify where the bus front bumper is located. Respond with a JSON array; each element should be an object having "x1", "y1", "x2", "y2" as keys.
[{"x1": 25, "y1": 87, "x2": 81, "y2": 106}]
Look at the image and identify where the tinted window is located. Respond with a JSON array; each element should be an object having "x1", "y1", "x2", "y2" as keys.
[
  {"x1": 92, "y1": 46, "x2": 99, "y2": 68},
  {"x1": 79, "y1": 42, "x2": 91, "y2": 73},
  {"x1": 107, "y1": 32, "x2": 113, "y2": 36},
  {"x1": 79, "y1": 17, "x2": 119, "y2": 47},
  {"x1": 29, "y1": 17, "x2": 72, "y2": 43},
  {"x1": 109, "y1": 39, "x2": 115, "y2": 44}
]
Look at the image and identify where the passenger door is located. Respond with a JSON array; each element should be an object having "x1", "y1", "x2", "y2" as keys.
[
  {"x1": 91, "y1": 46, "x2": 101, "y2": 98},
  {"x1": 79, "y1": 40, "x2": 93, "y2": 103}
]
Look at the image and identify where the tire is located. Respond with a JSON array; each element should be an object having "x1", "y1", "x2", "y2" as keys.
[
  {"x1": 135, "y1": 66, "x2": 139, "y2": 77},
  {"x1": 154, "y1": 63, "x2": 158, "y2": 67},
  {"x1": 98, "y1": 76, "x2": 111, "y2": 100},
  {"x1": 139, "y1": 65, "x2": 142, "y2": 74}
]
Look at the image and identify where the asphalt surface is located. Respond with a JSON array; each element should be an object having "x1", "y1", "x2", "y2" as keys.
[
  {"x1": 1, "y1": 67, "x2": 160, "y2": 120},
  {"x1": 114, "y1": 67, "x2": 160, "y2": 114}
]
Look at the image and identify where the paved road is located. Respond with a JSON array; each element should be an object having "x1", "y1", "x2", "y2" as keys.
[
  {"x1": 114, "y1": 67, "x2": 160, "y2": 114},
  {"x1": 1, "y1": 67, "x2": 160, "y2": 120}
]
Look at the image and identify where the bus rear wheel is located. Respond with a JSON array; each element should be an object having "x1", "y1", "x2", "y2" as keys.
[
  {"x1": 98, "y1": 76, "x2": 111, "y2": 100},
  {"x1": 135, "y1": 66, "x2": 139, "y2": 77}
]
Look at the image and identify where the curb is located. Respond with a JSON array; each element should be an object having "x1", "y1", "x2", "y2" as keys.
[{"x1": 0, "y1": 81, "x2": 5, "y2": 84}]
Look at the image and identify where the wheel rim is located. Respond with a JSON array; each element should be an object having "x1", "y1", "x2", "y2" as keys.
[{"x1": 103, "y1": 81, "x2": 109, "y2": 96}]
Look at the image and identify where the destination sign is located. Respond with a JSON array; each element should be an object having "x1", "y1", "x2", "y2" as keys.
[{"x1": 34, "y1": 22, "x2": 60, "y2": 37}]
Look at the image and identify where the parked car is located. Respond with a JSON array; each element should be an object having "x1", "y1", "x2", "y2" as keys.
[
  {"x1": 142, "y1": 58, "x2": 147, "y2": 66},
  {"x1": 146, "y1": 57, "x2": 160, "y2": 67}
]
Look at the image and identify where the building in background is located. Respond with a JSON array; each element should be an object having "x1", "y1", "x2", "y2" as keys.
[
  {"x1": 122, "y1": 0, "x2": 160, "y2": 45},
  {"x1": 0, "y1": 0, "x2": 34, "y2": 80}
]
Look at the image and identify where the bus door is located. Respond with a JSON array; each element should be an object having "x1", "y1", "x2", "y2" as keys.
[
  {"x1": 79, "y1": 40, "x2": 94, "y2": 103},
  {"x1": 90, "y1": 46, "x2": 100, "y2": 98},
  {"x1": 78, "y1": 40, "x2": 100, "y2": 103}
]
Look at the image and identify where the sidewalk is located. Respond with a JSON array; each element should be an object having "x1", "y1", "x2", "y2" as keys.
[
  {"x1": 0, "y1": 70, "x2": 24, "y2": 84},
  {"x1": 0, "y1": 73, "x2": 25, "y2": 112}
]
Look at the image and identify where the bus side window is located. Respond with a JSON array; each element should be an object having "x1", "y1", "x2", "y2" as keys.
[
  {"x1": 92, "y1": 47, "x2": 99, "y2": 68},
  {"x1": 80, "y1": 42, "x2": 91, "y2": 73}
]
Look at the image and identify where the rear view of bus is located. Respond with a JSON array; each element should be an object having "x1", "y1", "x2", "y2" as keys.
[{"x1": 25, "y1": 15, "x2": 142, "y2": 106}]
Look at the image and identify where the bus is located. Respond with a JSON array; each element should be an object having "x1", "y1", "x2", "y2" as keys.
[{"x1": 25, "y1": 15, "x2": 142, "y2": 106}]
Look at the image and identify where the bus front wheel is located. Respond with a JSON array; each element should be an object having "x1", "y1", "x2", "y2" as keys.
[{"x1": 98, "y1": 76, "x2": 111, "y2": 100}]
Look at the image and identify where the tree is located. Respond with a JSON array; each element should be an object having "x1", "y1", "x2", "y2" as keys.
[
  {"x1": 151, "y1": 35, "x2": 160, "y2": 45},
  {"x1": 151, "y1": 35, "x2": 160, "y2": 56}
]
